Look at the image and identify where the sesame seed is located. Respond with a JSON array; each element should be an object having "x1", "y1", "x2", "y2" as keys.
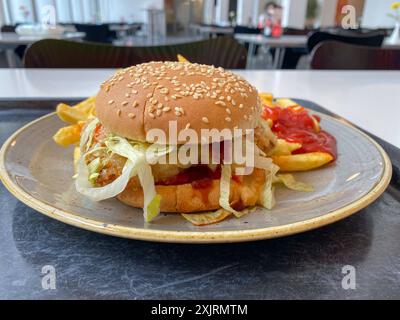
[
  {"x1": 128, "y1": 113, "x2": 136, "y2": 119},
  {"x1": 227, "y1": 96, "x2": 232, "y2": 102},
  {"x1": 132, "y1": 101, "x2": 139, "y2": 108},
  {"x1": 147, "y1": 93, "x2": 153, "y2": 98},
  {"x1": 185, "y1": 123, "x2": 191, "y2": 129},
  {"x1": 117, "y1": 109, "x2": 122, "y2": 116},
  {"x1": 156, "y1": 110, "x2": 162, "y2": 117},
  {"x1": 215, "y1": 101, "x2": 226, "y2": 107},
  {"x1": 163, "y1": 107, "x2": 171, "y2": 112},
  {"x1": 239, "y1": 104, "x2": 244, "y2": 109},
  {"x1": 226, "y1": 108, "x2": 232, "y2": 115},
  {"x1": 125, "y1": 93, "x2": 130, "y2": 98},
  {"x1": 225, "y1": 117, "x2": 232, "y2": 122},
  {"x1": 149, "y1": 113, "x2": 156, "y2": 119},
  {"x1": 202, "y1": 117, "x2": 210, "y2": 124},
  {"x1": 132, "y1": 89, "x2": 138, "y2": 94},
  {"x1": 122, "y1": 101, "x2": 129, "y2": 106}
]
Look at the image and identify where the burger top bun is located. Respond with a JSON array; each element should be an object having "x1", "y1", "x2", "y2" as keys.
[{"x1": 96, "y1": 61, "x2": 261, "y2": 144}]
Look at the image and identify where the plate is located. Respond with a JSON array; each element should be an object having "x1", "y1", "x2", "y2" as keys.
[{"x1": 0, "y1": 112, "x2": 392, "y2": 243}]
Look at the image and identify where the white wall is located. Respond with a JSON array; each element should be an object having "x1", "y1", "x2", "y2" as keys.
[
  {"x1": 316, "y1": 0, "x2": 338, "y2": 28},
  {"x1": 7, "y1": 0, "x2": 35, "y2": 23},
  {"x1": 281, "y1": 0, "x2": 307, "y2": 28},
  {"x1": 362, "y1": 0, "x2": 397, "y2": 28},
  {"x1": 237, "y1": 0, "x2": 260, "y2": 26},
  {"x1": 203, "y1": 0, "x2": 215, "y2": 24},
  {"x1": 215, "y1": 0, "x2": 229, "y2": 25},
  {"x1": 0, "y1": 0, "x2": 7, "y2": 25},
  {"x1": 102, "y1": 0, "x2": 164, "y2": 23}
]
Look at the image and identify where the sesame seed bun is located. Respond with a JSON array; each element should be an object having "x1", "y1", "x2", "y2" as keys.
[{"x1": 96, "y1": 62, "x2": 261, "y2": 143}]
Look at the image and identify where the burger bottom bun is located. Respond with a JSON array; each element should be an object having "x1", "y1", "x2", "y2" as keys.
[{"x1": 117, "y1": 168, "x2": 266, "y2": 213}]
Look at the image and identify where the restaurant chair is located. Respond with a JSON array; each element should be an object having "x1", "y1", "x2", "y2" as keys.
[
  {"x1": 74, "y1": 23, "x2": 116, "y2": 44},
  {"x1": 297, "y1": 30, "x2": 386, "y2": 69},
  {"x1": 281, "y1": 28, "x2": 315, "y2": 69},
  {"x1": 310, "y1": 41, "x2": 400, "y2": 70},
  {"x1": 23, "y1": 37, "x2": 247, "y2": 69},
  {"x1": 283, "y1": 27, "x2": 314, "y2": 36},
  {"x1": 307, "y1": 30, "x2": 385, "y2": 52}
]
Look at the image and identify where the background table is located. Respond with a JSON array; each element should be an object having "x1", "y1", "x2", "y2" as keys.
[
  {"x1": 235, "y1": 34, "x2": 400, "y2": 69},
  {"x1": 0, "y1": 69, "x2": 399, "y2": 299}
]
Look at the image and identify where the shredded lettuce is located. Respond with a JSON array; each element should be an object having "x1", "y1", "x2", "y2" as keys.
[
  {"x1": 182, "y1": 209, "x2": 232, "y2": 226},
  {"x1": 137, "y1": 163, "x2": 160, "y2": 222},
  {"x1": 219, "y1": 165, "x2": 241, "y2": 217},
  {"x1": 275, "y1": 174, "x2": 315, "y2": 192},
  {"x1": 76, "y1": 157, "x2": 135, "y2": 202},
  {"x1": 80, "y1": 118, "x2": 99, "y2": 152},
  {"x1": 87, "y1": 158, "x2": 102, "y2": 184},
  {"x1": 255, "y1": 156, "x2": 279, "y2": 210},
  {"x1": 76, "y1": 130, "x2": 174, "y2": 223}
]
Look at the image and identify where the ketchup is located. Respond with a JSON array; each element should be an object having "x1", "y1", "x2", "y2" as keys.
[
  {"x1": 159, "y1": 165, "x2": 222, "y2": 189},
  {"x1": 262, "y1": 106, "x2": 337, "y2": 160}
]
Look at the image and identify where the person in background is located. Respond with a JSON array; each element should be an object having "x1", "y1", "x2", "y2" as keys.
[{"x1": 258, "y1": 2, "x2": 276, "y2": 36}]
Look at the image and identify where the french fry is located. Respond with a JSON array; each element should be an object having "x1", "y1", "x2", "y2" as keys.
[
  {"x1": 272, "y1": 152, "x2": 334, "y2": 172},
  {"x1": 73, "y1": 146, "x2": 81, "y2": 173},
  {"x1": 177, "y1": 54, "x2": 189, "y2": 63},
  {"x1": 56, "y1": 96, "x2": 96, "y2": 124},
  {"x1": 259, "y1": 92, "x2": 274, "y2": 106},
  {"x1": 269, "y1": 139, "x2": 302, "y2": 156},
  {"x1": 275, "y1": 98, "x2": 298, "y2": 108},
  {"x1": 311, "y1": 116, "x2": 321, "y2": 133},
  {"x1": 53, "y1": 123, "x2": 83, "y2": 147}
]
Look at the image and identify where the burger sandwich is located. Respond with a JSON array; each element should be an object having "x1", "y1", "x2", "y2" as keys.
[{"x1": 75, "y1": 62, "x2": 278, "y2": 223}]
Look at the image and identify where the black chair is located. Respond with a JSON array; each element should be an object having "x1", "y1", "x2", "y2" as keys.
[
  {"x1": 24, "y1": 37, "x2": 248, "y2": 69},
  {"x1": 233, "y1": 26, "x2": 261, "y2": 35},
  {"x1": 307, "y1": 30, "x2": 385, "y2": 53},
  {"x1": 1, "y1": 25, "x2": 17, "y2": 33},
  {"x1": 283, "y1": 27, "x2": 314, "y2": 36},
  {"x1": 311, "y1": 41, "x2": 400, "y2": 70},
  {"x1": 74, "y1": 23, "x2": 116, "y2": 43}
]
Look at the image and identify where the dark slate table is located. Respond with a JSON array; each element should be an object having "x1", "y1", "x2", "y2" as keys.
[{"x1": 1, "y1": 103, "x2": 399, "y2": 300}]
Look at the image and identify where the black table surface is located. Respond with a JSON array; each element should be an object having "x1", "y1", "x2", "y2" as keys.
[{"x1": 0, "y1": 100, "x2": 399, "y2": 300}]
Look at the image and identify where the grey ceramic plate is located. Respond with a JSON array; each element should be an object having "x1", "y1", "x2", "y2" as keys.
[{"x1": 0, "y1": 112, "x2": 392, "y2": 243}]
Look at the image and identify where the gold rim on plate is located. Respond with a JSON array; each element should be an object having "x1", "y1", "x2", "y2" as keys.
[{"x1": 0, "y1": 112, "x2": 393, "y2": 244}]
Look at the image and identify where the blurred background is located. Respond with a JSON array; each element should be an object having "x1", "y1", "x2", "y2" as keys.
[{"x1": 0, "y1": 0, "x2": 399, "y2": 70}]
